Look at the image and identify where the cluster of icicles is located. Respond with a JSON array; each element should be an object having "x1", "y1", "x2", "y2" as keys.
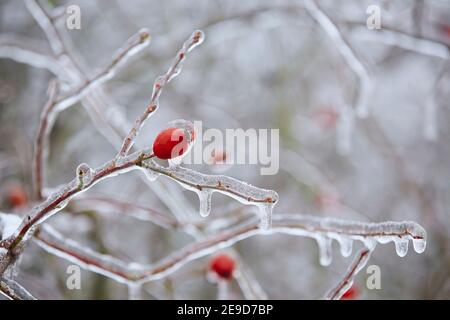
[{"x1": 274, "y1": 216, "x2": 428, "y2": 266}]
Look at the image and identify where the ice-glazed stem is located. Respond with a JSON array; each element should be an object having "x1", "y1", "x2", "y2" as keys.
[
  {"x1": 26, "y1": 215, "x2": 425, "y2": 284},
  {"x1": 141, "y1": 161, "x2": 278, "y2": 228},
  {"x1": 117, "y1": 30, "x2": 204, "y2": 158},
  {"x1": 0, "y1": 278, "x2": 36, "y2": 300},
  {"x1": 32, "y1": 29, "x2": 151, "y2": 200},
  {"x1": 324, "y1": 248, "x2": 372, "y2": 300},
  {"x1": 304, "y1": 0, "x2": 371, "y2": 118}
]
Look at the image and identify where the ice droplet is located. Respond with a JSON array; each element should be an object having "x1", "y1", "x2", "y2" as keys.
[
  {"x1": 198, "y1": 189, "x2": 212, "y2": 217},
  {"x1": 394, "y1": 238, "x2": 409, "y2": 257},
  {"x1": 317, "y1": 236, "x2": 333, "y2": 266},
  {"x1": 338, "y1": 237, "x2": 353, "y2": 257},
  {"x1": 412, "y1": 238, "x2": 426, "y2": 254}
]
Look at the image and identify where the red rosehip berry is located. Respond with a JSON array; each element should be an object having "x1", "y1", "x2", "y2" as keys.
[
  {"x1": 152, "y1": 127, "x2": 190, "y2": 160},
  {"x1": 209, "y1": 254, "x2": 236, "y2": 280},
  {"x1": 7, "y1": 185, "x2": 27, "y2": 208},
  {"x1": 341, "y1": 285, "x2": 359, "y2": 300}
]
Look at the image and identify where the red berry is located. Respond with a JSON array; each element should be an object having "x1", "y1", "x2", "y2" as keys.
[
  {"x1": 341, "y1": 285, "x2": 359, "y2": 300},
  {"x1": 152, "y1": 127, "x2": 190, "y2": 160},
  {"x1": 7, "y1": 185, "x2": 27, "y2": 208},
  {"x1": 209, "y1": 254, "x2": 236, "y2": 280}
]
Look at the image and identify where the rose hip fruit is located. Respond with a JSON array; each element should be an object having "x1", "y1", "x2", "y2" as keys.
[
  {"x1": 152, "y1": 127, "x2": 190, "y2": 160},
  {"x1": 209, "y1": 254, "x2": 236, "y2": 280}
]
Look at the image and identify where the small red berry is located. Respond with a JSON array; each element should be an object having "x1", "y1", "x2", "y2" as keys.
[
  {"x1": 7, "y1": 185, "x2": 27, "y2": 208},
  {"x1": 209, "y1": 254, "x2": 236, "y2": 280},
  {"x1": 152, "y1": 127, "x2": 190, "y2": 160},
  {"x1": 341, "y1": 285, "x2": 359, "y2": 300}
]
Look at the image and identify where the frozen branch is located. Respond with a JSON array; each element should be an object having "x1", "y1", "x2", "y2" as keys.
[
  {"x1": 33, "y1": 81, "x2": 60, "y2": 200},
  {"x1": 304, "y1": 0, "x2": 372, "y2": 118},
  {"x1": 0, "y1": 278, "x2": 36, "y2": 300},
  {"x1": 141, "y1": 161, "x2": 278, "y2": 229},
  {"x1": 71, "y1": 195, "x2": 181, "y2": 230},
  {"x1": 31, "y1": 29, "x2": 150, "y2": 200},
  {"x1": 117, "y1": 30, "x2": 204, "y2": 158},
  {"x1": 28, "y1": 215, "x2": 426, "y2": 284},
  {"x1": 324, "y1": 248, "x2": 372, "y2": 300},
  {"x1": 348, "y1": 24, "x2": 450, "y2": 60},
  {"x1": 0, "y1": 36, "x2": 63, "y2": 78},
  {"x1": 24, "y1": 0, "x2": 65, "y2": 56},
  {"x1": 52, "y1": 29, "x2": 150, "y2": 113}
]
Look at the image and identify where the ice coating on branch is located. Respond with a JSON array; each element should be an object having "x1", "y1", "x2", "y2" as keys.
[
  {"x1": 141, "y1": 160, "x2": 278, "y2": 227},
  {"x1": 271, "y1": 215, "x2": 426, "y2": 264}
]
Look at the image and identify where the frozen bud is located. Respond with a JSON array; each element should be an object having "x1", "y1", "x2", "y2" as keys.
[{"x1": 76, "y1": 163, "x2": 93, "y2": 188}]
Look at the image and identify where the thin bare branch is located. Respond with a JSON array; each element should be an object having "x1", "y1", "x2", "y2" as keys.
[
  {"x1": 304, "y1": 0, "x2": 372, "y2": 118},
  {"x1": 0, "y1": 278, "x2": 36, "y2": 300},
  {"x1": 118, "y1": 30, "x2": 204, "y2": 158},
  {"x1": 324, "y1": 247, "x2": 372, "y2": 300}
]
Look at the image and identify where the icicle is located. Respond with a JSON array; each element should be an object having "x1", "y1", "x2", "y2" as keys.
[
  {"x1": 198, "y1": 189, "x2": 213, "y2": 217},
  {"x1": 337, "y1": 237, "x2": 353, "y2": 257},
  {"x1": 412, "y1": 238, "x2": 426, "y2": 254},
  {"x1": 127, "y1": 282, "x2": 142, "y2": 300},
  {"x1": 258, "y1": 203, "x2": 274, "y2": 230},
  {"x1": 217, "y1": 280, "x2": 229, "y2": 300},
  {"x1": 424, "y1": 100, "x2": 438, "y2": 141},
  {"x1": 316, "y1": 236, "x2": 333, "y2": 266},
  {"x1": 394, "y1": 238, "x2": 409, "y2": 257}
]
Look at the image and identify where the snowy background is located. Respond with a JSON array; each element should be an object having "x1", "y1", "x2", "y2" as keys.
[{"x1": 0, "y1": 0, "x2": 449, "y2": 299}]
